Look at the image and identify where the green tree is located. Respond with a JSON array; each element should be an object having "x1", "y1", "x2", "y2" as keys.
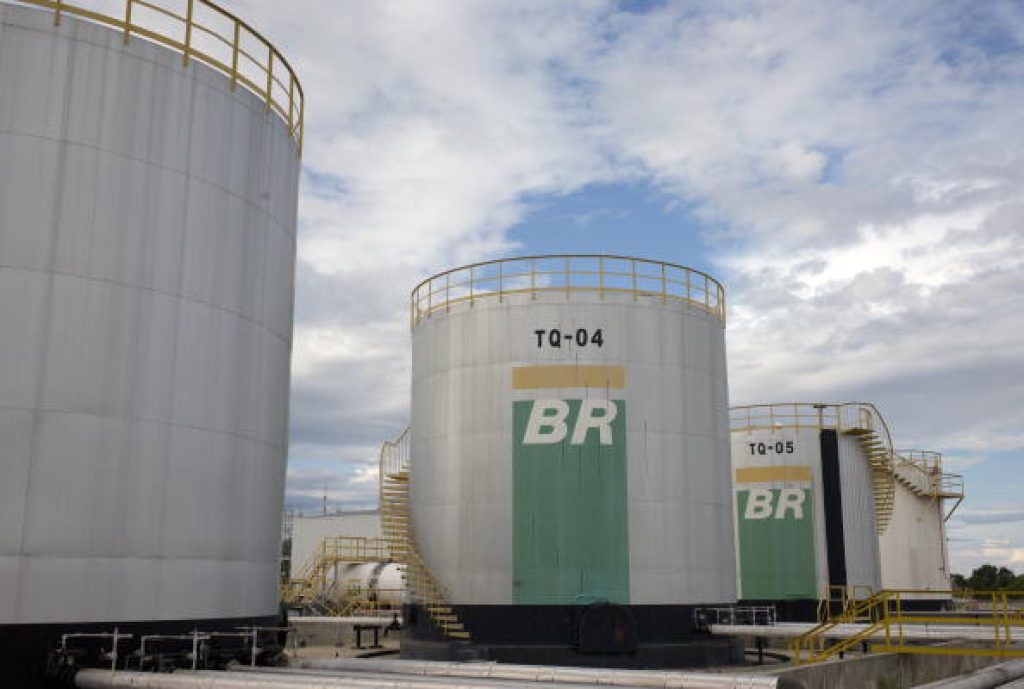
[
  {"x1": 950, "y1": 573, "x2": 967, "y2": 590},
  {"x1": 968, "y1": 564, "x2": 1000, "y2": 591}
]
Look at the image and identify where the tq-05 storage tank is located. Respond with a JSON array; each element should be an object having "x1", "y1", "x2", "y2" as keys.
[
  {"x1": 729, "y1": 403, "x2": 896, "y2": 620},
  {"x1": 402, "y1": 255, "x2": 740, "y2": 667},
  {"x1": 0, "y1": 0, "x2": 301, "y2": 679}
]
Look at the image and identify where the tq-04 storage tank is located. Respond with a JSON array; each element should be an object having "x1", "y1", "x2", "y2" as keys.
[
  {"x1": 0, "y1": 0, "x2": 301, "y2": 678},
  {"x1": 403, "y1": 255, "x2": 740, "y2": 667},
  {"x1": 729, "y1": 403, "x2": 895, "y2": 620}
]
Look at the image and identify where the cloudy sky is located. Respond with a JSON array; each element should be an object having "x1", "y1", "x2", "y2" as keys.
[{"x1": 230, "y1": 0, "x2": 1024, "y2": 575}]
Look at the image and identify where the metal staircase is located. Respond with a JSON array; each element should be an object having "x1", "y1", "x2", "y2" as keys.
[
  {"x1": 838, "y1": 404, "x2": 895, "y2": 534},
  {"x1": 793, "y1": 589, "x2": 1024, "y2": 664},
  {"x1": 894, "y1": 450, "x2": 965, "y2": 521},
  {"x1": 280, "y1": 536, "x2": 393, "y2": 613},
  {"x1": 379, "y1": 428, "x2": 471, "y2": 641},
  {"x1": 791, "y1": 589, "x2": 887, "y2": 664}
]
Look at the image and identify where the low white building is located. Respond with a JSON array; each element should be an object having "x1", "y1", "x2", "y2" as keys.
[{"x1": 289, "y1": 509, "x2": 383, "y2": 578}]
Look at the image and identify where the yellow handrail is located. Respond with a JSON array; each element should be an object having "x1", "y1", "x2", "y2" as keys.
[
  {"x1": 729, "y1": 402, "x2": 895, "y2": 467},
  {"x1": 12, "y1": 0, "x2": 304, "y2": 153},
  {"x1": 410, "y1": 255, "x2": 726, "y2": 329},
  {"x1": 794, "y1": 588, "x2": 1024, "y2": 664}
]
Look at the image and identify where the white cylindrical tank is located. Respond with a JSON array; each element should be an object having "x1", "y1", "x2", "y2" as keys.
[
  {"x1": 729, "y1": 403, "x2": 892, "y2": 620},
  {"x1": 880, "y1": 450, "x2": 960, "y2": 606},
  {"x1": 0, "y1": 0, "x2": 300, "y2": 667},
  {"x1": 335, "y1": 563, "x2": 405, "y2": 608},
  {"x1": 407, "y1": 255, "x2": 738, "y2": 664}
]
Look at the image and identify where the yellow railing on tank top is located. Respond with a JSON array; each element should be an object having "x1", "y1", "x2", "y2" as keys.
[
  {"x1": 10, "y1": 0, "x2": 304, "y2": 153},
  {"x1": 410, "y1": 255, "x2": 726, "y2": 329}
]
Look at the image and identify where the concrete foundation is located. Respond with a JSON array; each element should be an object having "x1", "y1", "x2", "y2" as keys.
[{"x1": 772, "y1": 650, "x2": 1001, "y2": 689}]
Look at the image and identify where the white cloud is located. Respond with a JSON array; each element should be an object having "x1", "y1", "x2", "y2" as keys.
[{"x1": 218, "y1": 2, "x2": 1024, "y2": 566}]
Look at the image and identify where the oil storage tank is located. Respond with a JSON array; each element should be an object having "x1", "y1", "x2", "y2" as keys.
[
  {"x1": 402, "y1": 255, "x2": 740, "y2": 667},
  {"x1": 729, "y1": 403, "x2": 895, "y2": 621},
  {"x1": 0, "y1": 0, "x2": 301, "y2": 679},
  {"x1": 879, "y1": 450, "x2": 964, "y2": 610}
]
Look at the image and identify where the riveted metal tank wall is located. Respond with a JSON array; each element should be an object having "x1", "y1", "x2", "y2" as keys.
[
  {"x1": 409, "y1": 256, "x2": 735, "y2": 611},
  {"x1": 729, "y1": 404, "x2": 886, "y2": 618},
  {"x1": 0, "y1": 1, "x2": 299, "y2": 630}
]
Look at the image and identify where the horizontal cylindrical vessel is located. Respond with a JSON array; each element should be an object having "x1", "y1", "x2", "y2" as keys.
[
  {"x1": 406, "y1": 255, "x2": 739, "y2": 666},
  {"x1": 0, "y1": 0, "x2": 300, "y2": 679},
  {"x1": 729, "y1": 403, "x2": 892, "y2": 620}
]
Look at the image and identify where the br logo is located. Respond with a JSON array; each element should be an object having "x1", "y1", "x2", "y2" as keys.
[
  {"x1": 743, "y1": 488, "x2": 808, "y2": 520},
  {"x1": 521, "y1": 400, "x2": 618, "y2": 446}
]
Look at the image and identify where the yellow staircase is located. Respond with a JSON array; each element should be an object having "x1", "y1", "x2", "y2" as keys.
[
  {"x1": 379, "y1": 428, "x2": 471, "y2": 641},
  {"x1": 794, "y1": 589, "x2": 1024, "y2": 664},
  {"x1": 839, "y1": 404, "x2": 895, "y2": 534},
  {"x1": 791, "y1": 589, "x2": 887, "y2": 664},
  {"x1": 281, "y1": 536, "x2": 393, "y2": 613},
  {"x1": 894, "y1": 450, "x2": 965, "y2": 521}
]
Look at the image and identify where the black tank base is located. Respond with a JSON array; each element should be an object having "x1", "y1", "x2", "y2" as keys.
[
  {"x1": 739, "y1": 597, "x2": 955, "y2": 624},
  {"x1": 0, "y1": 613, "x2": 282, "y2": 688},
  {"x1": 403, "y1": 603, "x2": 744, "y2": 669},
  {"x1": 739, "y1": 599, "x2": 821, "y2": 623},
  {"x1": 402, "y1": 636, "x2": 744, "y2": 669}
]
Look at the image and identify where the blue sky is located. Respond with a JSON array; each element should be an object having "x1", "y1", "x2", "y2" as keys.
[
  {"x1": 236, "y1": 0, "x2": 1024, "y2": 574},
  {"x1": 506, "y1": 183, "x2": 713, "y2": 272}
]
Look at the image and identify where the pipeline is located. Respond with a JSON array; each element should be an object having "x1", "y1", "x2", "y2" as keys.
[
  {"x1": 915, "y1": 660, "x2": 1024, "y2": 689},
  {"x1": 77, "y1": 668, "x2": 591, "y2": 688},
  {"x1": 287, "y1": 657, "x2": 794, "y2": 688},
  {"x1": 78, "y1": 664, "x2": 796, "y2": 689}
]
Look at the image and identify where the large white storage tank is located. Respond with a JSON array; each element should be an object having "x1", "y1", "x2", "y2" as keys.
[
  {"x1": 879, "y1": 450, "x2": 963, "y2": 608},
  {"x1": 405, "y1": 255, "x2": 740, "y2": 667},
  {"x1": 0, "y1": 0, "x2": 301, "y2": 678},
  {"x1": 729, "y1": 403, "x2": 894, "y2": 621}
]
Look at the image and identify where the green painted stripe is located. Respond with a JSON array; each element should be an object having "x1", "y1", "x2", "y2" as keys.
[
  {"x1": 513, "y1": 399, "x2": 629, "y2": 605},
  {"x1": 737, "y1": 488, "x2": 817, "y2": 600}
]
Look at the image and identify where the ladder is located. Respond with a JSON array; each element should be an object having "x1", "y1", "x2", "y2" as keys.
[{"x1": 379, "y1": 429, "x2": 471, "y2": 641}]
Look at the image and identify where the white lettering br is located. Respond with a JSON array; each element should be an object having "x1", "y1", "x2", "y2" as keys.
[{"x1": 522, "y1": 399, "x2": 617, "y2": 446}]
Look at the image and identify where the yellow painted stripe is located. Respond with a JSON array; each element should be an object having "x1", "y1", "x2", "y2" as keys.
[
  {"x1": 735, "y1": 466, "x2": 812, "y2": 484},
  {"x1": 512, "y1": 365, "x2": 626, "y2": 390}
]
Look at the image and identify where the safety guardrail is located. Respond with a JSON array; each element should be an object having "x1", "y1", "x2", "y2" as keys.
[
  {"x1": 730, "y1": 402, "x2": 891, "y2": 439},
  {"x1": 13, "y1": 0, "x2": 304, "y2": 153},
  {"x1": 893, "y1": 449, "x2": 965, "y2": 519},
  {"x1": 794, "y1": 589, "x2": 1024, "y2": 664},
  {"x1": 410, "y1": 255, "x2": 726, "y2": 329}
]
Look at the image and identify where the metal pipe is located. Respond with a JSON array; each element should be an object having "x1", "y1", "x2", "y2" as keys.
[
  {"x1": 286, "y1": 658, "x2": 786, "y2": 688},
  {"x1": 77, "y1": 668, "x2": 689, "y2": 689},
  {"x1": 61, "y1": 631, "x2": 134, "y2": 653},
  {"x1": 914, "y1": 659, "x2": 1024, "y2": 688}
]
